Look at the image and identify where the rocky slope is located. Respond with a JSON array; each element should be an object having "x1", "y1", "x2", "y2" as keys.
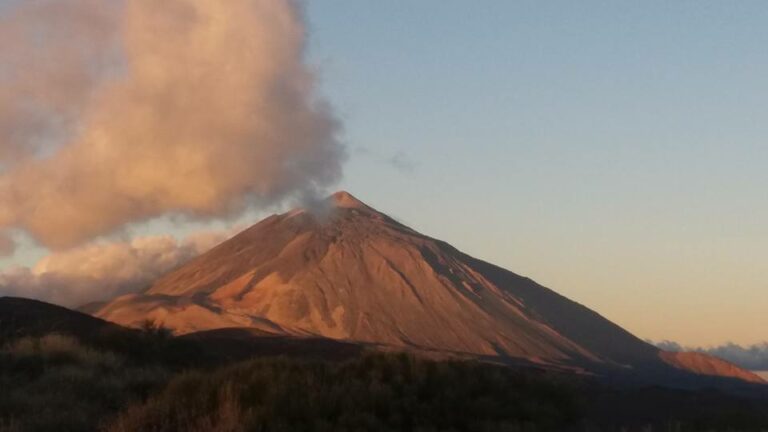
[
  {"x1": 94, "y1": 192, "x2": 764, "y2": 383},
  {"x1": 660, "y1": 350, "x2": 766, "y2": 384}
]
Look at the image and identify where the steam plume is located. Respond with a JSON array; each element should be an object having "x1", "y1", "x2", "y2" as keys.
[
  {"x1": 0, "y1": 0, "x2": 344, "y2": 249},
  {"x1": 0, "y1": 232, "x2": 15, "y2": 257},
  {"x1": 0, "y1": 230, "x2": 233, "y2": 307}
]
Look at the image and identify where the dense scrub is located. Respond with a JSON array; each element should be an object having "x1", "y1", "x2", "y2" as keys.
[
  {"x1": 106, "y1": 353, "x2": 581, "y2": 432},
  {"x1": 0, "y1": 331, "x2": 767, "y2": 432},
  {"x1": 0, "y1": 334, "x2": 169, "y2": 432},
  {"x1": 103, "y1": 353, "x2": 768, "y2": 432}
]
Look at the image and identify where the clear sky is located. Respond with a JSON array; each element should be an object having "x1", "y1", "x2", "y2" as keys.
[
  {"x1": 303, "y1": 1, "x2": 768, "y2": 346},
  {"x1": 1, "y1": 1, "x2": 766, "y2": 346}
]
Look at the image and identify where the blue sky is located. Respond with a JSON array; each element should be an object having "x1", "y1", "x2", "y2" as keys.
[{"x1": 304, "y1": 1, "x2": 768, "y2": 345}]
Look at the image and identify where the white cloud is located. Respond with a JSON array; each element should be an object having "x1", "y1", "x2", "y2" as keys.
[
  {"x1": 0, "y1": 0, "x2": 344, "y2": 249},
  {"x1": 0, "y1": 229, "x2": 233, "y2": 307}
]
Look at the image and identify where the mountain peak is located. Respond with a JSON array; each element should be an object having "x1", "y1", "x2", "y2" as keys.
[
  {"x1": 327, "y1": 190, "x2": 367, "y2": 209},
  {"x1": 92, "y1": 191, "x2": 767, "y2": 387}
]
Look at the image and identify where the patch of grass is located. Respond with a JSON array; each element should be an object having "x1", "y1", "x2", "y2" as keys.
[{"x1": 6, "y1": 334, "x2": 122, "y2": 369}]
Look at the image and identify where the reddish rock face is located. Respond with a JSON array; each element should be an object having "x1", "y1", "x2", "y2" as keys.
[
  {"x1": 659, "y1": 351, "x2": 766, "y2": 384},
  {"x1": 94, "y1": 192, "x2": 764, "y2": 384}
]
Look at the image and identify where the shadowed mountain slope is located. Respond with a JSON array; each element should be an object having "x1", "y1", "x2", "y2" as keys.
[{"x1": 0, "y1": 296, "x2": 121, "y2": 341}]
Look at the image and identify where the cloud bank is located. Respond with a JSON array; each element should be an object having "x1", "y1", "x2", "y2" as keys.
[
  {"x1": 0, "y1": 0, "x2": 344, "y2": 250},
  {"x1": 0, "y1": 230, "x2": 233, "y2": 307},
  {"x1": 654, "y1": 340, "x2": 768, "y2": 371}
]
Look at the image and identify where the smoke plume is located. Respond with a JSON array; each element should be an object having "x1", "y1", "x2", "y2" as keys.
[
  {"x1": 0, "y1": 232, "x2": 15, "y2": 257},
  {"x1": 0, "y1": 0, "x2": 344, "y2": 249},
  {"x1": 654, "y1": 340, "x2": 768, "y2": 371},
  {"x1": 0, "y1": 230, "x2": 233, "y2": 307}
]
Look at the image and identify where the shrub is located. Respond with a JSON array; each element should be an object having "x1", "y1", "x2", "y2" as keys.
[
  {"x1": 105, "y1": 353, "x2": 581, "y2": 432},
  {"x1": 0, "y1": 334, "x2": 170, "y2": 432},
  {"x1": 6, "y1": 334, "x2": 122, "y2": 369}
]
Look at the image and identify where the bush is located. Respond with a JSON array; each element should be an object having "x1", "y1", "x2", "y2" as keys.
[
  {"x1": 105, "y1": 353, "x2": 581, "y2": 432},
  {"x1": 2, "y1": 333, "x2": 767, "y2": 431},
  {"x1": 6, "y1": 334, "x2": 122, "y2": 369},
  {"x1": 0, "y1": 334, "x2": 169, "y2": 432}
]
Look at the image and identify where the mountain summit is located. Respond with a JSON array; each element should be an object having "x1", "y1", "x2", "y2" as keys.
[
  {"x1": 328, "y1": 190, "x2": 368, "y2": 209},
  {"x1": 94, "y1": 192, "x2": 764, "y2": 383}
]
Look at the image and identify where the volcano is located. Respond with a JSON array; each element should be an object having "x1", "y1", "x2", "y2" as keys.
[{"x1": 94, "y1": 192, "x2": 764, "y2": 383}]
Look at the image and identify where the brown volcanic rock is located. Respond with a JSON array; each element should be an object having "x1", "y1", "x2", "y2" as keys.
[
  {"x1": 95, "y1": 192, "x2": 651, "y2": 368},
  {"x1": 660, "y1": 351, "x2": 766, "y2": 384},
  {"x1": 93, "y1": 192, "x2": 760, "y2": 384}
]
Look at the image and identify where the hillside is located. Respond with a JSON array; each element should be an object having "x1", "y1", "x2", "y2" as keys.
[{"x1": 94, "y1": 192, "x2": 763, "y2": 385}]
